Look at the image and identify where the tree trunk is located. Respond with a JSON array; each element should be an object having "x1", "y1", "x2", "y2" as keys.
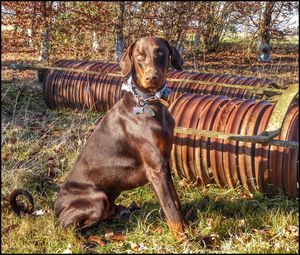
[
  {"x1": 92, "y1": 31, "x2": 100, "y2": 52},
  {"x1": 27, "y1": 28, "x2": 34, "y2": 47},
  {"x1": 38, "y1": 2, "x2": 51, "y2": 81},
  {"x1": 39, "y1": 27, "x2": 50, "y2": 62},
  {"x1": 39, "y1": 2, "x2": 50, "y2": 62},
  {"x1": 114, "y1": 2, "x2": 125, "y2": 63},
  {"x1": 258, "y1": 1, "x2": 274, "y2": 45},
  {"x1": 256, "y1": 1, "x2": 275, "y2": 62}
]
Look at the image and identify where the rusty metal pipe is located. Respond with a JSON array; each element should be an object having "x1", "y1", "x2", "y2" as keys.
[
  {"x1": 169, "y1": 94, "x2": 299, "y2": 197},
  {"x1": 43, "y1": 61, "x2": 279, "y2": 111}
]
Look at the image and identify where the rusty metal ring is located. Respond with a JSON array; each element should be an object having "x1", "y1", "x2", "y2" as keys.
[
  {"x1": 193, "y1": 95, "x2": 216, "y2": 184},
  {"x1": 254, "y1": 105, "x2": 273, "y2": 193},
  {"x1": 180, "y1": 95, "x2": 204, "y2": 181},
  {"x1": 169, "y1": 94, "x2": 193, "y2": 178},
  {"x1": 215, "y1": 74, "x2": 232, "y2": 97},
  {"x1": 68, "y1": 61, "x2": 88, "y2": 110},
  {"x1": 87, "y1": 62, "x2": 106, "y2": 110},
  {"x1": 200, "y1": 96, "x2": 229, "y2": 187},
  {"x1": 76, "y1": 61, "x2": 93, "y2": 110},
  {"x1": 194, "y1": 96, "x2": 221, "y2": 185},
  {"x1": 186, "y1": 95, "x2": 214, "y2": 184},
  {"x1": 212, "y1": 74, "x2": 228, "y2": 96},
  {"x1": 188, "y1": 95, "x2": 215, "y2": 184},
  {"x1": 92, "y1": 62, "x2": 108, "y2": 111},
  {"x1": 96, "y1": 63, "x2": 115, "y2": 112},
  {"x1": 231, "y1": 76, "x2": 249, "y2": 99},
  {"x1": 175, "y1": 93, "x2": 198, "y2": 180},
  {"x1": 105, "y1": 64, "x2": 121, "y2": 111},
  {"x1": 77, "y1": 61, "x2": 94, "y2": 110},
  {"x1": 210, "y1": 98, "x2": 242, "y2": 187},
  {"x1": 268, "y1": 104, "x2": 299, "y2": 195},
  {"x1": 236, "y1": 101, "x2": 257, "y2": 193},
  {"x1": 242, "y1": 100, "x2": 271, "y2": 193},
  {"x1": 282, "y1": 106, "x2": 299, "y2": 197},
  {"x1": 223, "y1": 100, "x2": 256, "y2": 188},
  {"x1": 49, "y1": 60, "x2": 70, "y2": 109}
]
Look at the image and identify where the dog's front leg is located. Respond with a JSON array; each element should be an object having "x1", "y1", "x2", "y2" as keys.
[
  {"x1": 145, "y1": 161, "x2": 186, "y2": 239},
  {"x1": 166, "y1": 169, "x2": 189, "y2": 227}
]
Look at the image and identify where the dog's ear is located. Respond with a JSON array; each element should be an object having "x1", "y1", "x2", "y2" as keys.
[
  {"x1": 119, "y1": 40, "x2": 137, "y2": 76},
  {"x1": 161, "y1": 38, "x2": 183, "y2": 71}
]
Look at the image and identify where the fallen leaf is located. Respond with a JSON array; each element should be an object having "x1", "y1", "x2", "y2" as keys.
[
  {"x1": 2, "y1": 151, "x2": 10, "y2": 161},
  {"x1": 46, "y1": 157, "x2": 62, "y2": 179},
  {"x1": 104, "y1": 228, "x2": 126, "y2": 242},
  {"x1": 7, "y1": 137, "x2": 17, "y2": 144},
  {"x1": 86, "y1": 236, "x2": 107, "y2": 247},
  {"x1": 108, "y1": 233, "x2": 126, "y2": 242}
]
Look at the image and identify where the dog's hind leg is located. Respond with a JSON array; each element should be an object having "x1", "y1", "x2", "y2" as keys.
[{"x1": 55, "y1": 191, "x2": 110, "y2": 229}]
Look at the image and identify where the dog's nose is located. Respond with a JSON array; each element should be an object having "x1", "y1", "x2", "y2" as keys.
[{"x1": 145, "y1": 75, "x2": 159, "y2": 83}]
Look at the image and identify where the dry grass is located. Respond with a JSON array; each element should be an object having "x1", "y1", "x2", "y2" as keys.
[{"x1": 1, "y1": 41, "x2": 299, "y2": 253}]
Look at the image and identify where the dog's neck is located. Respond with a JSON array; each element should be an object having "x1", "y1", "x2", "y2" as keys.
[
  {"x1": 121, "y1": 76, "x2": 170, "y2": 100},
  {"x1": 121, "y1": 76, "x2": 171, "y2": 116}
]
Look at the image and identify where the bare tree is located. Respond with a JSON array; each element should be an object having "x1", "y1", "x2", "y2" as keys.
[
  {"x1": 232, "y1": 1, "x2": 298, "y2": 61},
  {"x1": 195, "y1": 2, "x2": 236, "y2": 52}
]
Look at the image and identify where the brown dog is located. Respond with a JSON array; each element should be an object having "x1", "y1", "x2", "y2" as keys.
[{"x1": 54, "y1": 36, "x2": 186, "y2": 238}]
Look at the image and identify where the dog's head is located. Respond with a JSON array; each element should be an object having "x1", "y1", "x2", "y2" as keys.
[{"x1": 119, "y1": 36, "x2": 183, "y2": 95}]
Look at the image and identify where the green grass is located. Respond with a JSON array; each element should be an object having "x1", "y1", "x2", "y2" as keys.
[{"x1": 1, "y1": 67, "x2": 299, "y2": 253}]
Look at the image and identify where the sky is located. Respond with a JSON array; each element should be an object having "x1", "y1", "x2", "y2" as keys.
[{"x1": 289, "y1": 14, "x2": 299, "y2": 28}]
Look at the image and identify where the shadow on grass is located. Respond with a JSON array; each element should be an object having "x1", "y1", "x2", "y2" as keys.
[{"x1": 62, "y1": 189, "x2": 298, "y2": 239}]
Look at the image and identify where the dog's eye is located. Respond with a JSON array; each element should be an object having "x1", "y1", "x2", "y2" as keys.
[
  {"x1": 155, "y1": 51, "x2": 165, "y2": 59},
  {"x1": 135, "y1": 54, "x2": 144, "y2": 62},
  {"x1": 154, "y1": 48, "x2": 164, "y2": 55}
]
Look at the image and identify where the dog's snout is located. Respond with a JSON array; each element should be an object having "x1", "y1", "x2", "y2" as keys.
[{"x1": 145, "y1": 74, "x2": 159, "y2": 83}]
